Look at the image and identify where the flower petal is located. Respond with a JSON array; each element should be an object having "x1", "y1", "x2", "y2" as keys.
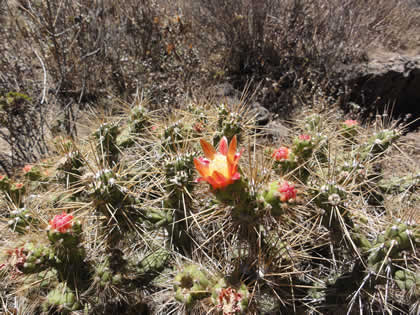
[
  {"x1": 211, "y1": 171, "x2": 229, "y2": 189},
  {"x1": 227, "y1": 135, "x2": 237, "y2": 164},
  {"x1": 219, "y1": 136, "x2": 228, "y2": 155},
  {"x1": 200, "y1": 139, "x2": 216, "y2": 160},
  {"x1": 194, "y1": 158, "x2": 210, "y2": 177},
  {"x1": 232, "y1": 172, "x2": 241, "y2": 180}
]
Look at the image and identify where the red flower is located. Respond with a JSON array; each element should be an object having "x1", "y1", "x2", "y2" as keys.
[
  {"x1": 299, "y1": 134, "x2": 311, "y2": 141},
  {"x1": 49, "y1": 212, "x2": 73, "y2": 233},
  {"x1": 278, "y1": 182, "x2": 297, "y2": 202},
  {"x1": 194, "y1": 136, "x2": 243, "y2": 190},
  {"x1": 344, "y1": 119, "x2": 358, "y2": 127},
  {"x1": 272, "y1": 147, "x2": 289, "y2": 161}
]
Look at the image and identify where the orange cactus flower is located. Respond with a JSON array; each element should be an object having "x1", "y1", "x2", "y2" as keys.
[
  {"x1": 278, "y1": 182, "x2": 297, "y2": 202},
  {"x1": 194, "y1": 136, "x2": 243, "y2": 190},
  {"x1": 48, "y1": 212, "x2": 73, "y2": 233},
  {"x1": 272, "y1": 147, "x2": 289, "y2": 161}
]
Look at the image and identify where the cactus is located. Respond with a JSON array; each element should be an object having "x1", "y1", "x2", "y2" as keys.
[
  {"x1": 367, "y1": 220, "x2": 419, "y2": 274},
  {"x1": 93, "y1": 122, "x2": 121, "y2": 164},
  {"x1": 135, "y1": 248, "x2": 170, "y2": 285},
  {"x1": 394, "y1": 269, "x2": 420, "y2": 295},
  {"x1": 22, "y1": 242, "x2": 54, "y2": 274},
  {"x1": 210, "y1": 278, "x2": 249, "y2": 315},
  {"x1": 7, "y1": 207, "x2": 38, "y2": 234},
  {"x1": 161, "y1": 120, "x2": 187, "y2": 152},
  {"x1": 174, "y1": 264, "x2": 211, "y2": 306},
  {"x1": 341, "y1": 119, "x2": 359, "y2": 141},
  {"x1": 56, "y1": 150, "x2": 84, "y2": 187},
  {"x1": 378, "y1": 173, "x2": 420, "y2": 194},
  {"x1": 213, "y1": 104, "x2": 242, "y2": 144},
  {"x1": 140, "y1": 207, "x2": 173, "y2": 228},
  {"x1": 8, "y1": 182, "x2": 25, "y2": 207},
  {"x1": 0, "y1": 174, "x2": 10, "y2": 191},
  {"x1": 94, "y1": 258, "x2": 123, "y2": 288},
  {"x1": 359, "y1": 128, "x2": 400, "y2": 161},
  {"x1": 272, "y1": 146, "x2": 298, "y2": 174},
  {"x1": 164, "y1": 152, "x2": 196, "y2": 201},
  {"x1": 292, "y1": 134, "x2": 314, "y2": 161},
  {"x1": 260, "y1": 180, "x2": 297, "y2": 216},
  {"x1": 303, "y1": 113, "x2": 323, "y2": 133},
  {"x1": 129, "y1": 104, "x2": 150, "y2": 133},
  {"x1": 42, "y1": 282, "x2": 82, "y2": 313}
]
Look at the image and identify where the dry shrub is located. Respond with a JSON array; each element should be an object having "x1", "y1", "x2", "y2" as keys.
[
  {"x1": 182, "y1": 0, "x2": 420, "y2": 110},
  {"x1": 0, "y1": 0, "x2": 173, "y2": 173}
]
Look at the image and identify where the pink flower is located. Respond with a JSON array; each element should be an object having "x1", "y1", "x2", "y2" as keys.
[
  {"x1": 22, "y1": 165, "x2": 33, "y2": 173},
  {"x1": 49, "y1": 212, "x2": 73, "y2": 233},
  {"x1": 299, "y1": 134, "x2": 311, "y2": 141},
  {"x1": 13, "y1": 183, "x2": 24, "y2": 189},
  {"x1": 217, "y1": 287, "x2": 242, "y2": 315},
  {"x1": 272, "y1": 147, "x2": 289, "y2": 161},
  {"x1": 194, "y1": 136, "x2": 243, "y2": 190},
  {"x1": 278, "y1": 182, "x2": 297, "y2": 202},
  {"x1": 344, "y1": 120, "x2": 358, "y2": 127}
]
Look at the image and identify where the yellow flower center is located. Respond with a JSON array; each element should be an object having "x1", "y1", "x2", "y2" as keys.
[{"x1": 209, "y1": 153, "x2": 229, "y2": 178}]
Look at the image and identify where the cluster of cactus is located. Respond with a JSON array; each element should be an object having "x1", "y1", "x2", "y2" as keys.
[
  {"x1": 88, "y1": 169, "x2": 128, "y2": 206},
  {"x1": 359, "y1": 128, "x2": 400, "y2": 160},
  {"x1": 211, "y1": 279, "x2": 250, "y2": 315},
  {"x1": 214, "y1": 103, "x2": 242, "y2": 144},
  {"x1": 7, "y1": 207, "x2": 38, "y2": 234},
  {"x1": 117, "y1": 104, "x2": 151, "y2": 148},
  {"x1": 164, "y1": 152, "x2": 196, "y2": 201},
  {"x1": 56, "y1": 150, "x2": 84, "y2": 187},
  {"x1": 21, "y1": 242, "x2": 54, "y2": 274},
  {"x1": 173, "y1": 264, "x2": 250, "y2": 313},
  {"x1": 259, "y1": 180, "x2": 297, "y2": 216},
  {"x1": 163, "y1": 153, "x2": 197, "y2": 253},
  {"x1": 186, "y1": 103, "x2": 208, "y2": 135},
  {"x1": 87, "y1": 168, "x2": 138, "y2": 245},
  {"x1": 93, "y1": 258, "x2": 123, "y2": 288},
  {"x1": 337, "y1": 157, "x2": 368, "y2": 185},
  {"x1": 1, "y1": 100, "x2": 419, "y2": 314},
  {"x1": 161, "y1": 120, "x2": 187, "y2": 152},
  {"x1": 42, "y1": 282, "x2": 82, "y2": 313},
  {"x1": 0, "y1": 174, "x2": 25, "y2": 206},
  {"x1": 93, "y1": 122, "x2": 121, "y2": 164},
  {"x1": 367, "y1": 220, "x2": 419, "y2": 274},
  {"x1": 341, "y1": 119, "x2": 359, "y2": 141},
  {"x1": 129, "y1": 104, "x2": 150, "y2": 133},
  {"x1": 378, "y1": 173, "x2": 420, "y2": 194},
  {"x1": 174, "y1": 264, "x2": 211, "y2": 306},
  {"x1": 22, "y1": 164, "x2": 44, "y2": 181},
  {"x1": 394, "y1": 269, "x2": 420, "y2": 295}
]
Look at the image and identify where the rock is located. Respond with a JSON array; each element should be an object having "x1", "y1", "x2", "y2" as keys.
[
  {"x1": 343, "y1": 53, "x2": 420, "y2": 130},
  {"x1": 208, "y1": 84, "x2": 271, "y2": 126},
  {"x1": 250, "y1": 102, "x2": 270, "y2": 126},
  {"x1": 265, "y1": 120, "x2": 289, "y2": 139},
  {"x1": 208, "y1": 83, "x2": 240, "y2": 98}
]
